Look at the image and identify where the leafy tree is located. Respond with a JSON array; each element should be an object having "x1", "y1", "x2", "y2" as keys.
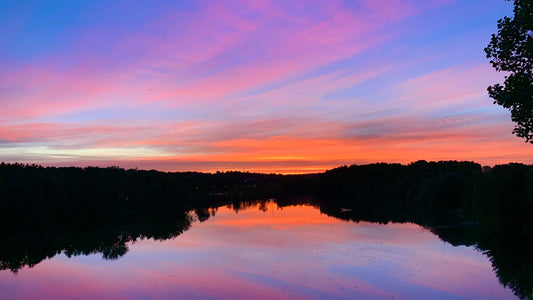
[{"x1": 485, "y1": 0, "x2": 533, "y2": 142}]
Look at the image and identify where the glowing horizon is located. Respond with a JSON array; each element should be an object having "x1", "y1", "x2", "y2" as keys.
[{"x1": 1, "y1": 0, "x2": 532, "y2": 174}]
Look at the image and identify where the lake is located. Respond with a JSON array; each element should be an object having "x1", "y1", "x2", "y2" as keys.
[{"x1": 0, "y1": 200, "x2": 517, "y2": 299}]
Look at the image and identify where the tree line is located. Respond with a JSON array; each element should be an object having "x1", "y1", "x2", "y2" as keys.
[{"x1": 0, "y1": 161, "x2": 532, "y2": 298}]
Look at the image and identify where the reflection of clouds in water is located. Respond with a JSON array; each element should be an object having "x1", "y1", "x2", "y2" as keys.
[
  {"x1": 0, "y1": 202, "x2": 516, "y2": 299},
  {"x1": 126, "y1": 202, "x2": 514, "y2": 299}
]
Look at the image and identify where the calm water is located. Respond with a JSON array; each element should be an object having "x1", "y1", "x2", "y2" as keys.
[{"x1": 0, "y1": 201, "x2": 517, "y2": 299}]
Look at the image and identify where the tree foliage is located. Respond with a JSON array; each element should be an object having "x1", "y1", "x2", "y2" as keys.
[
  {"x1": 1, "y1": 162, "x2": 532, "y2": 298},
  {"x1": 485, "y1": 0, "x2": 533, "y2": 142}
]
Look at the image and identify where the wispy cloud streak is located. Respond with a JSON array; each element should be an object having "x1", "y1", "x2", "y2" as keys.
[{"x1": 0, "y1": 0, "x2": 530, "y2": 172}]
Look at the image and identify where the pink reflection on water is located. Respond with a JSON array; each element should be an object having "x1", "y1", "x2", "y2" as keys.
[{"x1": 0, "y1": 201, "x2": 516, "y2": 299}]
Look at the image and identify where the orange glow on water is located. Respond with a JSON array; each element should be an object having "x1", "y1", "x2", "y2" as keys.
[{"x1": 0, "y1": 201, "x2": 516, "y2": 299}]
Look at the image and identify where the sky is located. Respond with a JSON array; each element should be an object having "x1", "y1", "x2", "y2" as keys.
[{"x1": 1, "y1": 0, "x2": 532, "y2": 174}]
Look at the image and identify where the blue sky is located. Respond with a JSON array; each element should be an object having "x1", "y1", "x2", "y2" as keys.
[{"x1": 1, "y1": 0, "x2": 530, "y2": 173}]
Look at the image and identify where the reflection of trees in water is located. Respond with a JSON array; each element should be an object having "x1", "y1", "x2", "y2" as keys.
[
  {"x1": 315, "y1": 200, "x2": 533, "y2": 300},
  {"x1": 0, "y1": 162, "x2": 532, "y2": 299},
  {"x1": 0, "y1": 211, "x2": 193, "y2": 273},
  {"x1": 2, "y1": 198, "x2": 531, "y2": 299},
  {"x1": 310, "y1": 161, "x2": 533, "y2": 299}
]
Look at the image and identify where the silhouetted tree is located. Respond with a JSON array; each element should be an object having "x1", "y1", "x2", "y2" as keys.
[
  {"x1": 2, "y1": 162, "x2": 533, "y2": 298},
  {"x1": 485, "y1": 0, "x2": 533, "y2": 142}
]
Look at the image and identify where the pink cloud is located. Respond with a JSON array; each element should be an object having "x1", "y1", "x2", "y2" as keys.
[
  {"x1": 1, "y1": 0, "x2": 416, "y2": 119},
  {"x1": 2, "y1": 109, "x2": 533, "y2": 174},
  {"x1": 390, "y1": 63, "x2": 503, "y2": 112},
  {"x1": 1, "y1": 0, "x2": 530, "y2": 173}
]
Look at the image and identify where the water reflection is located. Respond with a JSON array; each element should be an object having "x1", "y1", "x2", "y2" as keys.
[{"x1": 0, "y1": 199, "x2": 523, "y2": 299}]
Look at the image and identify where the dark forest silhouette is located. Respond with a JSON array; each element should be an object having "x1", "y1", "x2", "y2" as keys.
[{"x1": 0, "y1": 161, "x2": 532, "y2": 299}]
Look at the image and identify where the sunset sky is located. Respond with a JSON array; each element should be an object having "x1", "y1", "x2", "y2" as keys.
[{"x1": 1, "y1": 0, "x2": 532, "y2": 174}]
